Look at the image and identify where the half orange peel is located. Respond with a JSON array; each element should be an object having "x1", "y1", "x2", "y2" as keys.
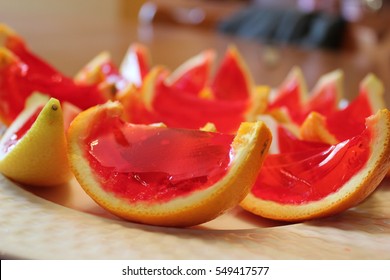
[
  {"x1": 67, "y1": 101, "x2": 272, "y2": 227},
  {"x1": 241, "y1": 109, "x2": 390, "y2": 222},
  {"x1": 299, "y1": 73, "x2": 386, "y2": 144},
  {"x1": 267, "y1": 67, "x2": 344, "y2": 125}
]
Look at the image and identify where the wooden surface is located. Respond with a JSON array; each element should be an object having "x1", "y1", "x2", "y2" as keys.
[
  {"x1": 1, "y1": 172, "x2": 390, "y2": 259},
  {"x1": 1, "y1": 0, "x2": 390, "y2": 259}
]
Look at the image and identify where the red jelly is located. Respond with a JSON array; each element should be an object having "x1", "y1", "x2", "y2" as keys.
[
  {"x1": 269, "y1": 78, "x2": 339, "y2": 125},
  {"x1": 252, "y1": 128, "x2": 370, "y2": 204},
  {"x1": 1, "y1": 37, "x2": 111, "y2": 125},
  {"x1": 268, "y1": 76, "x2": 302, "y2": 123},
  {"x1": 167, "y1": 51, "x2": 212, "y2": 97},
  {"x1": 211, "y1": 50, "x2": 250, "y2": 101},
  {"x1": 85, "y1": 115, "x2": 234, "y2": 203},
  {"x1": 277, "y1": 126, "x2": 330, "y2": 153},
  {"x1": 326, "y1": 90, "x2": 372, "y2": 141},
  {"x1": 152, "y1": 81, "x2": 248, "y2": 133}
]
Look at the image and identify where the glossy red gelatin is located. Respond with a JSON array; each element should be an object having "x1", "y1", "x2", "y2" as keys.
[
  {"x1": 326, "y1": 90, "x2": 372, "y2": 141},
  {"x1": 211, "y1": 50, "x2": 250, "y2": 101},
  {"x1": 168, "y1": 52, "x2": 212, "y2": 97},
  {"x1": 152, "y1": 81, "x2": 249, "y2": 133},
  {"x1": 269, "y1": 78, "x2": 339, "y2": 125},
  {"x1": 277, "y1": 126, "x2": 330, "y2": 153},
  {"x1": 1, "y1": 38, "x2": 110, "y2": 124},
  {"x1": 85, "y1": 115, "x2": 234, "y2": 203},
  {"x1": 307, "y1": 82, "x2": 339, "y2": 117},
  {"x1": 252, "y1": 128, "x2": 370, "y2": 204},
  {"x1": 268, "y1": 77, "x2": 303, "y2": 123},
  {"x1": 127, "y1": 74, "x2": 249, "y2": 133}
]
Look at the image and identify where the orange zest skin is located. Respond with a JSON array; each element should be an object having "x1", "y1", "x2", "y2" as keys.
[{"x1": 322, "y1": 74, "x2": 385, "y2": 142}]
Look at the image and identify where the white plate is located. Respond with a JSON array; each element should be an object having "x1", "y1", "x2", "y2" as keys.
[{"x1": 1, "y1": 174, "x2": 390, "y2": 259}]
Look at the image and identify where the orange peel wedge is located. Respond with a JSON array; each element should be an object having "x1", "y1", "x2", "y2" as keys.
[
  {"x1": 67, "y1": 101, "x2": 272, "y2": 227},
  {"x1": 0, "y1": 96, "x2": 71, "y2": 186},
  {"x1": 241, "y1": 109, "x2": 390, "y2": 222}
]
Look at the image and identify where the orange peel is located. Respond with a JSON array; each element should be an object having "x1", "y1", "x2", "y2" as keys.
[
  {"x1": 67, "y1": 101, "x2": 272, "y2": 227},
  {"x1": 241, "y1": 109, "x2": 390, "y2": 222},
  {"x1": 0, "y1": 96, "x2": 71, "y2": 186}
]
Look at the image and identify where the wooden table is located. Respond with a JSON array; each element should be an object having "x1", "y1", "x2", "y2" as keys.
[{"x1": 1, "y1": 0, "x2": 390, "y2": 260}]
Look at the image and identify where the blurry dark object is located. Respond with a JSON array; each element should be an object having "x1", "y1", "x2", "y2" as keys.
[
  {"x1": 218, "y1": 6, "x2": 347, "y2": 50},
  {"x1": 136, "y1": 0, "x2": 390, "y2": 52}
]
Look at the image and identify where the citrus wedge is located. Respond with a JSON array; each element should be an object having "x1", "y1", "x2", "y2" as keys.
[
  {"x1": 74, "y1": 51, "x2": 125, "y2": 92},
  {"x1": 268, "y1": 67, "x2": 343, "y2": 125},
  {"x1": 240, "y1": 109, "x2": 390, "y2": 222},
  {"x1": 164, "y1": 45, "x2": 255, "y2": 101},
  {"x1": 165, "y1": 49, "x2": 215, "y2": 97},
  {"x1": 118, "y1": 45, "x2": 263, "y2": 133},
  {"x1": 0, "y1": 24, "x2": 110, "y2": 125},
  {"x1": 267, "y1": 67, "x2": 308, "y2": 124},
  {"x1": 119, "y1": 43, "x2": 151, "y2": 87},
  {"x1": 211, "y1": 45, "x2": 255, "y2": 101},
  {"x1": 299, "y1": 73, "x2": 386, "y2": 144},
  {"x1": 322, "y1": 73, "x2": 385, "y2": 142},
  {"x1": 118, "y1": 66, "x2": 170, "y2": 125},
  {"x1": 0, "y1": 97, "x2": 71, "y2": 186},
  {"x1": 67, "y1": 101, "x2": 272, "y2": 227},
  {"x1": 120, "y1": 65, "x2": 252, "y2": 133}
]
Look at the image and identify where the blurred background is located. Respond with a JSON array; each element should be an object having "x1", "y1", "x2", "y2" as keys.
[
  {"x1": 1, "y1": 0, "x2": 390, "y2": 103},
  {"x1": 137, "y1": 0, "x2": 390, "y2": 51}
]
